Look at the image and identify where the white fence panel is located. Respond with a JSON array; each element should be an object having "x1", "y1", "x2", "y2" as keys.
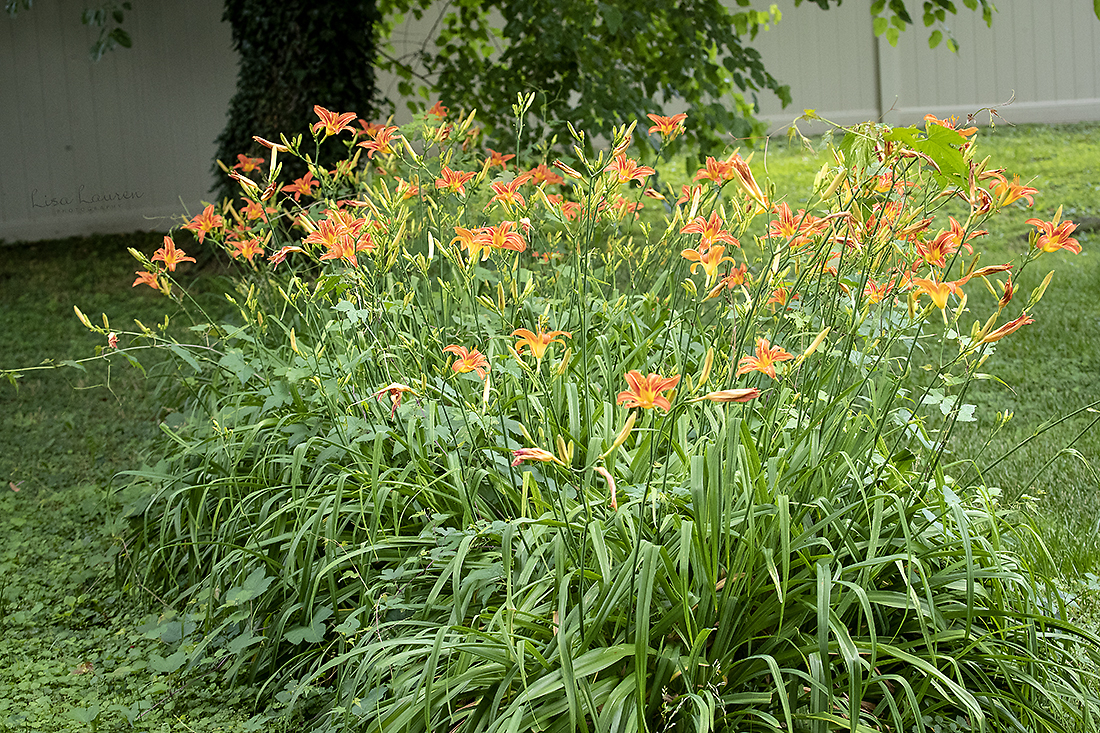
[{"x1": 751, "y1": 0, "x2": 1100, "y2": 131}]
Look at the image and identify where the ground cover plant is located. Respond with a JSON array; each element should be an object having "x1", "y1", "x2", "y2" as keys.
[
  {"x1": 0, "y1": 235, "x2": 265, "y2": 730},
  {"x1": 5, "y1": 113, "x2": 1099, "y2": 731}
]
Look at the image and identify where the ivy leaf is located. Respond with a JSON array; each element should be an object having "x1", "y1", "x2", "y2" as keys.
[
  {"x1": 596, "y1": 2, "x2": 622, "y2": 35},
  {"x1": 110, "y1": 27, "x2": 131, "y2": 48}
]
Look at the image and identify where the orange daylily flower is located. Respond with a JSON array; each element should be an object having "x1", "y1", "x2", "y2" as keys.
[
  {"x1": 735, "y1": 338, "x2": 794, "y2": 379},
  {"x1": 488, "y1": 173, "x2": 532, "y2": 209},
  {"x1": 284, "y1": 171, "x2": 319, "y2": 201},
  {"x1": 873, "y1": 170, "x2": 919, "y2": 195},
  {"x1": 485, "y1": 148, "x2": 515, "y2": 169},
  {"x1": 481, "y1": 221, "x2": 527, "y2": 253},
  {"x1": 559, "y1": 201, "x2": 582, "y2": 221},
  {"x1": 357, "y1": 125, "x2": 402, "y2": 158},
  {"x1": 512, "y1": 327, "x2": 571, "y2": 362},
  {"x1": 451, "y1": 226, "x2": 489, "y2": 263},
  {"x1": 443, "y1": 344, "x2": 490, "y2": 380},
  {"x1": 693, "y1": 156, "x2": 734, "y2": 184},
  {"x1": 304, "y1": 211, "x2": 374, "y2": 266},
  {"x1": 316, "y1": 234, "x2": 374, "y2": 267},
  {"x1": 527, "y1": 163, "x2": 564, "y2": 186},
  {"x1": 132, "y1": 270, "x2": 161, "y2": 289},
  {"x1": 924, "y1": 113, "x2": 978, "y2": 137},
  {"x1": 646, "y1": 112, "x2": 687, "y2": 139},
  {"x1": 511, "y1": 447, "x2": 564, "y2": 467},
  {"x1": 610, "y1": 196, "x2": 643, "y2": 220},
  {"x1": 916, "y1": 233, "x2": 959, "y2": 268},
  {"x1": 232, "y1": 154, "x2": 264, "y2": 173},
  {"x1": 704, "y1": 263, "x2": 750, "y2": 300},
  {"x1": 151, "y1": 235, "x2": 196, "y2": 272},
  {"x1": 769, "y1": 203, "x2": 826, "y2": 248},
  {"x1": 911, "y1": 276, "x2": 963, "y2": 310},
  {"x1": 426, "y1": 100, "x2": 449, "y2": 119},
  {"x1": 229, "y1": 237, "x2": 264, "y2": 263},
  {"x1": 989, "y1": 174, "x2": 1038, "y2": 208},
  {"x1": 1026, "y1": 206, "x2": 1081, "y2": 254},
  {"x1": 616, "y1": 370, "x2": 681, "y2": 411},
  {"x1": 240, "y1": 198, "x2": 275, "y2": 222},
  {"x1": 681, "y1": 211, "x2": 739, "y2": 251},
  {"x1": 677, "y1": 184, "x2": 705, "y2": 205},
  {"x1": 356, "y1": 119, "x2": 384, "y2": 137},
  {"x1": 373, "y1": 382, "x2": 416, "y2": 418},
  {"x1": 947, "y1": 216, "x2": 984, "y2": 252},
  {"x1": 681, "y1": 244, "x2": 735, "y2": 285},
  {"x1": 268, "y1": 245, "x2": 303, "y2": 267},
  {"x1": 605, "y1": 154, "x2": 655, "y2": 184},
  {"x1": 182, "y1": 204, "x2": 224, "y2": 244},
  {"x1": 766, "y1": 285, "x2": 798, "y2": 309},
  {"x1": 981, "y1": 313, "x2": 1034, "y2": 343},
  {"x1": 387, "y1": 177, "x2": 419, "y2": 201},
  {"x1": 311, "y1": 105, "x2": 357, "y2": 136},
  {"x1": 435, "y1": 166, "x2": 477, "y2": 196},
  {"x1": 863, "y1": 279, "x2": 894, "y2": 305}
]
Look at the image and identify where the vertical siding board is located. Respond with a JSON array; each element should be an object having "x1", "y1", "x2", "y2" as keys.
[{"x1": 752, "y1": 0, "x2": 878, "y2": 127}]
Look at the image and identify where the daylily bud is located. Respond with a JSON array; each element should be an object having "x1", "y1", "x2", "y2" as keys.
[
  {"x1": 599, "y1": 411, "x2": 637, "y2": 460},
  {"x1": 595, "y1": 465, "x2": 618, "y2": 510},
  {"x1": 981, "y1": 313, "x2": 1034, "y2": 343},
  {"x1": 820, "y1": 168, "x2": 846, "y2": 200},
  {"x1": 555, "y1": 348, "x2": 572, "y2": 376},
  {"x1": 555, "y1": 434, "x2": 574, "y2": 465},
  {"x1": 797, "y1": 327, "x2": 830, "y2": 363},
  {"x1": 73, "y1": 306, "x2": 92, "y2": 329},
  {"x1": 1029, "y1": 270, "x2": 1055, "y2": 307},
  {"x1": 695, "y1": 388, "x2": 760, "y2": 403},
  {"x1": 698, "y1": 347, "x2": 715, "y2": 388}
]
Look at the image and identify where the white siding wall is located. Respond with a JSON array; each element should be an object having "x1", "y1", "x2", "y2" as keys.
[
  {"x1": 1, "y1": 0, "x2": 1097, "y2": 243},
  {"x1": 0, "y1": 0, "x2": 236, "y2": 243}
]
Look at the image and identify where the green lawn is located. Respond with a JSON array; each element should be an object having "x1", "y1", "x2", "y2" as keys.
[{"x1": 0, "y1": 234, "x2": 266, "y2": 731}]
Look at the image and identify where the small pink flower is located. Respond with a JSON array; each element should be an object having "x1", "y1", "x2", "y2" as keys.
[{"x1": 107, "y1": 332, "x2": 119, "y2": 349}]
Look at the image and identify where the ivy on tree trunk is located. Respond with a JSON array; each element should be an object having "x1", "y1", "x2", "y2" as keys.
[{"x1": 214, "y1": 0, "x2": 380, "y2": 200}]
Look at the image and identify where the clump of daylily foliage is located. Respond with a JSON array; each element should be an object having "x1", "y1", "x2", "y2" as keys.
[{"x1": 86, "y1": 96, "x2": 1099, "y2": 731}]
